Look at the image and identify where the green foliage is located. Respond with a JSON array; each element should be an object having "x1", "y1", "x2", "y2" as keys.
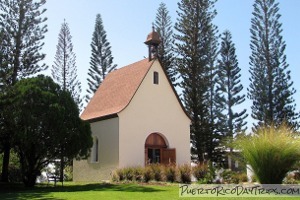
[
  {"x1": 248, "y1": 0, "x2": 298, "y2": 129},
  {"x1": 221, "y1": 170, "x2": 247, "y2": 184},
  {"x1": 174, "y1": 0, "x2": 219, "y2": 162},
  {"x1": 216, "y1": 30, "x2": 247, "y2": 142},
  {"x1": 0, "y1": 0, "x2": 47, "y2": 182},
  {"x1": 5, "y1": 75, "x2": 92, "y2": 187},
  {"x1": 233, "y1": 125, "x2": 300, "y2": 184},
  {"x1": 0, "y1": 151, "x2": 22, "y2": 183},
  {"x1": 195, "y1": 162, "x2": 216, "y2": 184},
  {"x1": 51, "y1": 19, "x2": 82, "y2": 110},
  {"x1": 86, "y1": 13, "x2": 117, "y2": 103},
  {"x1": 0, "y1": 0, "x2": 47, "y2": 83},
  {"x1": 154, "y1": 2, "x2": 177, "y2": 85},
  {"x1": 192, "y1": 163, "x2": 209, "y2": 181}
]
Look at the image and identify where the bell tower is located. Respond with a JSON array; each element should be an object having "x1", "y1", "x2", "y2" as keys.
[{"x1": 144, "y1": 26, "x2": 161, "y2": 61}]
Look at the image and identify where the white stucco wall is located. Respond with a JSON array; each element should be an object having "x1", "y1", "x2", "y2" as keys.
[
  {"x1": 73, "y1": 117, "x2": 119, "y2": 181},
  {"x1": 118, "y1": 60, "x2": 190, "y2": 168}
]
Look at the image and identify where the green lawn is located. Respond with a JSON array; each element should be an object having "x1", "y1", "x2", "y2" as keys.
[{"x1": 0, "y1": 182, "x2": 300, "y2": 200}]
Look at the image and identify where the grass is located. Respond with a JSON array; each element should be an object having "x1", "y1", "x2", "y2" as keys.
[
  {"x1": 233, "y1": 125, "x2": 300, "y2": 184},
  {"x1": 1, "y1": 182, "x2": 300, "y2": 200}
]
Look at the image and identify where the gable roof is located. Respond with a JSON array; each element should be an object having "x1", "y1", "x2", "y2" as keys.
[{"x1": 81, "y1": 58, "x2": 154, "y2": 121}]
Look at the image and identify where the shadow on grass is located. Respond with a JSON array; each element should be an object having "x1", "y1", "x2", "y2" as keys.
[{"x1": 0, "y1": 182, "x2": 165, "y2": 200}]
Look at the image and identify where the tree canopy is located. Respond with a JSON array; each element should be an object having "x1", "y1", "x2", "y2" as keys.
[
  {"x1": 0, "y1": 0, "x2": 48, "y2": 182},
  {"x1": 154, "y1": 2, "x2": 177, "y2": 85},
  {"x1": 86, "y1": 13, "x2": 117, "y2": 103},
  {"x1": 248, "y1": 0, "x2": 298, "y2": 129},
  {"x1": 175, "y1": 0, "x2": 218, "y2": 162},
  {"x1": 3, "y1": 75, "x2": 92, "y2": 187},
  {"x1": 52, "y1": 19, "x2": 82, "y2": 110}
]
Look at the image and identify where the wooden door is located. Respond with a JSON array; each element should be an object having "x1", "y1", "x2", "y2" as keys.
[{"x1": 161, "y1": 148, "x2": 176, "y2": 164}]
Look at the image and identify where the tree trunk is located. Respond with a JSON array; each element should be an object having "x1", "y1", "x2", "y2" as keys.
[
  {"x1": 1, "y1": 142, "x2": 10, "y2": 182},
  {"x1": 60, "y1": 154, "x2": 64, "y2": 182},
  {"x1": 23, "y1": 172, "x2": 37, "y2": 187}
]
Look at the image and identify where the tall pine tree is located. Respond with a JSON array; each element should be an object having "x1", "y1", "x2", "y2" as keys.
[
  {"x1": 86, "y1": 14, "x2": 116, "y2": 103},
  {"x1": 248, "y1": 0, "x2": 298, "y2": 129},
  {"x1": 154, "y1": 2, "x2": 177, "y2": 85},
  {"x1": 51, "y1": 19, "x2": 82, "y2": 110},
  {"x1": 0, "y1": 0, "x2": 47, "y2": 182},
  {"x1": 51, "y1": 20, "x2": 82, "y2": 181},
  {"x1": 216, "y1": 30, "x2": 247, "y2": 146},
  {"x1": 205, "y1": 22, "x2": 220, "y2": 162},
  {"x1": 175, "y1": 0, "x2": 218, "y2": 162}
]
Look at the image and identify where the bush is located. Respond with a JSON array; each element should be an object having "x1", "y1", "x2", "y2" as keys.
[
  {"x1": 116, "y1": 168, "x2": 125, "y2": 181},
  {"x1": 150, "y1": 164, "x2": 163, "y2": 182},
  {"x1": 283, "y1": 173, "x2": 298, "y2": 184},
  {"x1": 192, "y1": 163, "x2": 209, "y2": 181},
  {"x1": 164, "y1": 165, "x2": 177, "y2": 183},
  {"x1": 64, "y1": 165, "x2": 73, "y2": 181},
  {"x1": 111, "y1": 171, "x2": 119, "y2": 182},
  {"x1": 221, "y1": 170, "x2": 247, "y2": 184},
  {"x1": 178, "y1": 164, "x2": 191, "y2": 183},
  {"x1": 133, "y1": 167, "x2": 143, "y2": 182},
  {"x1": 143, "y1": 166, "x2": 153, "y2": 183},
  {"x1": 233, "y1": 125, "x2": 300, "y2": 184},
  {"x1": 123, "y1": 167, "x2": 134, "y2": 181},
  {"x1": 193, "y1": 162, "x2": 216, "y2": 184}
]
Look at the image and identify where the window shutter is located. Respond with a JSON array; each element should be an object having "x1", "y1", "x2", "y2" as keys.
[{"x1": 162, "y1": 148, "x2": 176, "y2": 164}]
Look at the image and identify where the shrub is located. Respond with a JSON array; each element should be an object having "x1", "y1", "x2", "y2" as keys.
[
  {"x1": 283, "y1": 173, "x2": 298, "y2": 184},
  {"x1": 164, "y1": 164, "x2": 177, "y2": 183},
  {"x1": 150, "y1": 164, "x2": 163, "y2": 182},
  {"x1": 111, "y1": 170, "x2": 119, "y2": 182},
  {"x1": 133, "y1": 167, "x2": 143, "y2": 182},
  {"x1": 233, "y1": 125, "x2": 300, "y2": 184},
  {"x1": 192, "y1": 163, "x2": 209, "y2": 181},
  {"x1": 178, "y1": 164, "x2": 191, "y2": 183},
  {"x1": 143, "y1": 166, "x2": 153, "y2": 183},
  {"x1": 221, "y1": 170, "x2": 247, "y2": 184},
  {"x1": 116, "y1": 168, "x2": 125, "y2": 181},
  {"x1": 64, "y1": 165, "x2": 73, "y2": 181},
  {"x1": 123, "y1": 167, "x2": 134, "y2": 181}
]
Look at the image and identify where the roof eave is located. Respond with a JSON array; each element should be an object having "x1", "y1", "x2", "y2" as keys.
[{"x1": 82, "y1": 113, "x2": 118, "y2": 123}]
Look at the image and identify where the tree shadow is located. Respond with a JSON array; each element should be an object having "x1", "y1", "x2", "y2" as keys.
[{"x1": 0, "y1": 182, "x2": 166, "y2": 200}]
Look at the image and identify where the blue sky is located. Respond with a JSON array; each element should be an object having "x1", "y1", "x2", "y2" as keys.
[{"x1": 43, "y1": 0, "x2": 300, "y2": 128}]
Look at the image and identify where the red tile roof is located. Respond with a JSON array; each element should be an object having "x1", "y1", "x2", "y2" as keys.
[{"x1": 81, "y1": 58, "x2": 154, "y2": 121}]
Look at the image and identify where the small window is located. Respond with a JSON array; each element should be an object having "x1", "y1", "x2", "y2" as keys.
[
  {"x1": 95, "y1": 138, "x2": 99, "y2": 162},
  {"x1": 92, "y1": 137, "x2": 99, "y2": 163},
  {"x1": 153, "y1": 71, "x2": 159, "y2": 84}
]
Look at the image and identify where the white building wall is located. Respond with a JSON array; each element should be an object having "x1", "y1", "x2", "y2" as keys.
[
  {"x1": 73, "y1": 117, "x2": 119, "y2": 181},
  {"x1": 118, "y1": 60, "x2": 190, "y2": 168}
]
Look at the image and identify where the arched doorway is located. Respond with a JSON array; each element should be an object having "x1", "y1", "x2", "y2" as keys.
[{"x1": 145, "y1": 133, "x2": 176, "y2": 165}]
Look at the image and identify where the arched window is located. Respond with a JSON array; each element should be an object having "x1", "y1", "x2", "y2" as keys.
[{"x1": 145, "y1": 133, "x2": 176, "y2": 165}]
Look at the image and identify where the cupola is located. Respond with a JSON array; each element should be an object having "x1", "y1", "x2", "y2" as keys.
[{"x1": 144, "y1": 26, "x2": 161, "y2": 61}]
